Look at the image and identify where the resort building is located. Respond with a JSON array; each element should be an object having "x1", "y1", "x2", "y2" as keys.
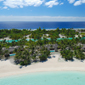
[{"x1": 45, "y1": 44, "x2": 58, "y2": 52}]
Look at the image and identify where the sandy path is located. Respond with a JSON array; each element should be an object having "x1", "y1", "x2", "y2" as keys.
[{"x1": 0, "y1": 52, "x2": 85, "y2": 78}]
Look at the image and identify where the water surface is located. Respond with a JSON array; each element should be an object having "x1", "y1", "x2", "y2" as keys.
[
  {"x1": 0, "y1": 71, "x2": 85, "y2": 85},
  {"x1": 0, "y1": 22, "x2": 85, "y2": 29}
]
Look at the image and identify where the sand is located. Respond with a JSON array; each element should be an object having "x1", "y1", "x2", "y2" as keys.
[
  {"x1": 0, "y1": 52, "x2": 85, "y2": 78},
  {"x1": 0, "y1": 37, "x2": 11, "y2": 41},
  {"x1": 59, "y1": 34, "x2": 66, "y2": 38}
]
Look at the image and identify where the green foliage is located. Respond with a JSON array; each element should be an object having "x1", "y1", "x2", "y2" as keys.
[
  {"x1": 74, "y1": 49, "x2": 85, "y2": 60},
  {"x1": 0, "y1": 29, "x2": 31, "y2": 39},
  {"x1": 60, "y1": 50, "x2": 73, "y2": 61},
  {"x1": 1, "y1": 28, "x2": 85, "y2": 63},
  {"x1": 80, "y1": 33, "x2": 85, "y2": 37},
  {"x1": 15, "y1": 49, "x2": 31, "y2": 65},
  {"x1": 42, "y1": 38, "x2": 49, "y2": 44},
  {"x1": 39, "y1": 54, "x2": 47, "y2": 61},
  {"x1": 32, "y1": 54, "x2": 36, "y2": 60},
  {"x1": 14, "y1": 44, "x2": 50, "y2": 65},
  {"x1": 0, "y1": 45, "x2": 2, "y2": 51},
  {"x1": 80, "y1": 38, "x2": 85, "y2": 44},
  {"x1": 39, "y1": 47, "x2": 50, "y2": 61},
  {"x1": 57, "y1": 38, "x2": 80, "y2": 51},
  {"x1": 0, "y1": 45, "x2": 3, "y2": 59},
  {"x1": 61, "y1": 28, "x2": 78, "y2": 38}
]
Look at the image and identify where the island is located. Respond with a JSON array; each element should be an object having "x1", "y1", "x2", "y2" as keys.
[{"x1": 0, "y1": 28, "x2": 85, "y2": 77}]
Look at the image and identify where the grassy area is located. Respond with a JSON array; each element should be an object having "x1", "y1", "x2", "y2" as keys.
[{"x1": 80, "y1": 32, "x2": 85, "y2": 36}]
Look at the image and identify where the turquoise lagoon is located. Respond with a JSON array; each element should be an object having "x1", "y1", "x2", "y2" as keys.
[{"x1": 0, "y1": 71, "x2": 85, "y2": 85}]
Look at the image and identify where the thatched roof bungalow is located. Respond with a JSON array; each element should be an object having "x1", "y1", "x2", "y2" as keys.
[
  {"x1": 2, "y1": 46, "x2": 21, "y2": 54},
  {"x1": 8, "y1": 48, "x2": 15, "y2": 53},
  {"x1": 81, "y1": 44, "x2": 85, "y2": 52},
  {"x1": 45, "y1": 44, "x2": 58, "y2": 52}
]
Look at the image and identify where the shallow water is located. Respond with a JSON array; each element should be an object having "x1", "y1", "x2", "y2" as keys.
[{"x1": 0, "y1": 71, "x2": 85, "y2": 85}]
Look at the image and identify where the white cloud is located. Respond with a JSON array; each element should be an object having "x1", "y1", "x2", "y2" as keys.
[
  {"x1": 0, "y1": 0, "x2": 85, "y2": 8},
  {"x1": 60, "y1": 2, "x2": 64, "y2": 5},
  {"x1": 3, "y1": 7, "x2": 8, "y2": 9},
  {"x1": 0, "y1": 0, "x2": 3, "y2": 1},
  {"x1": 74, "y1": 0, "x2": 81, "y2": 6},
  {"x1": 74, "y1": 0, "x2": 85, "y2": 6},
  {"x1": 82, "y1": 0, "x2": 85, "y2": 3},
  {"x1": 45, "y1": 0, "x2": 59, "y2": 8},
  {"x1": 0, "y1": 16, "x2": 85, "y2": 21},
  {"x1": 68, "y1": 0, "x2": 75, "y2": 3},
  {"x1": 2, "y1": 0, "x2": 44, "y2": 8}
]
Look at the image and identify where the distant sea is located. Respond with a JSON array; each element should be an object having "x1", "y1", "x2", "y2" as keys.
[{"x1": 0, "y1": 22, "x2": 85, "y2": 30}]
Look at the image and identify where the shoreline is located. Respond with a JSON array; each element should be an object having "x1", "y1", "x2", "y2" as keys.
[
  {"x1": 0, "y1": 28, "x2": 85, "y2": 30},
  {"x1": 0, "y1": 53, "x2": 85, "y2": 78},
  {"x1": 1, "y1": 67, "x2": 85, "y2": 79}
]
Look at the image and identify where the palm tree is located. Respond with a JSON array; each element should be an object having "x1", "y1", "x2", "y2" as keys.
[
  {"x1": 4, "y1": 50, "x2": 9, "y2": 60},
  {"x1": 0, "y1": 46, "x2": 3, "y2": 60}
]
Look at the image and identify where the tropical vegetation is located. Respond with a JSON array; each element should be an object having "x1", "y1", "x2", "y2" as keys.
[{"x1": 0, "y1": 28, "x2": 85, "y2": 65}]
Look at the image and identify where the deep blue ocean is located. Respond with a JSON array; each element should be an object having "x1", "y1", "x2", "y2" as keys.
[{"x1": 0, "y1": 22, "x2": 85, "y2": 29}]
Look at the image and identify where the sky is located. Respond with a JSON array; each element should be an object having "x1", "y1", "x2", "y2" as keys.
[{"x1": 0, "y1": 0, "x2": 85, "y2": 21}]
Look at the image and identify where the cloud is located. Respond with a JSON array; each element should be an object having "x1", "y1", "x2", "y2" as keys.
[
  {"x1": 0, "y1": 0, "x2": 84, "y2": 8},
  {"x1": 3, "y1": 7, "x2": 8, "y2": 9},
  {"x1": 0, "y1": 16, "x2": 85, "y2": 21},
  {"x1": 45, "y1": 0, "x2": 59, "y2": 8},
  {"x1": 60, "y1": 2, "x2": 64, "y2": 5},
  {"x1": 68, "y1": 0, "x2": 75, "y2": 3},
  {"x1": 68, "y1": 0, "x2": 85, "y2": 6},
  {"x1": 82, "y1": 0, "x2": 85, "y2": 3},
  {"x1": 0, "y1": 0, "x2": 3, "y2": 1},
  {"x1": 74, "y1": 0, "x2": 85, "y2": 6},
  {"x1": 74, "y1": 0, "x2": 81, "y2": 6},
  {"x1": 2, "y1": 0, "x2": 44, "y2": 8}
]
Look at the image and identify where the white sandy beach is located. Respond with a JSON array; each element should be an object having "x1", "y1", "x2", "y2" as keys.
[{"x1": 0, "y1": 52, "x2": 85, "y2": 78}]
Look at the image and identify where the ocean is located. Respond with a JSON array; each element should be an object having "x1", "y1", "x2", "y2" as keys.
[
  {"x1": 0, "y1": 22, "x2": 85, "y2": 29},
  {"x1": 0, "y1": 71, "x2": 85, "y2": 85}
]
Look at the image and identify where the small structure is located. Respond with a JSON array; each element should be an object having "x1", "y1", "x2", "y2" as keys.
[
  {"x1": 59, "y1": 34, "x2": 66, "y2": 38},
  {"x1": 75, "y1": 35, "x2": 78, "y2": 38},
  {"x1": 2, "y1": 46, "x2": 21, "y2": 54},
  {"x1": 8, "y1": 48, "x2": 15, "y2": 54},
  {"x1": 65, "y1": 47, "x2": 70, "y2": 50},
  {"x1": 14, "y1": 46, "x2": 20, "y2": 49},
  {"x1": 80, "y1": 35, "x2": 82, "y2": 37},
  {"x1": 45, "y1": 44, "x2": 58, "y2": 52},
  {"x1": 81, "y1": 44, "x2": 85, "y2": 52}
]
